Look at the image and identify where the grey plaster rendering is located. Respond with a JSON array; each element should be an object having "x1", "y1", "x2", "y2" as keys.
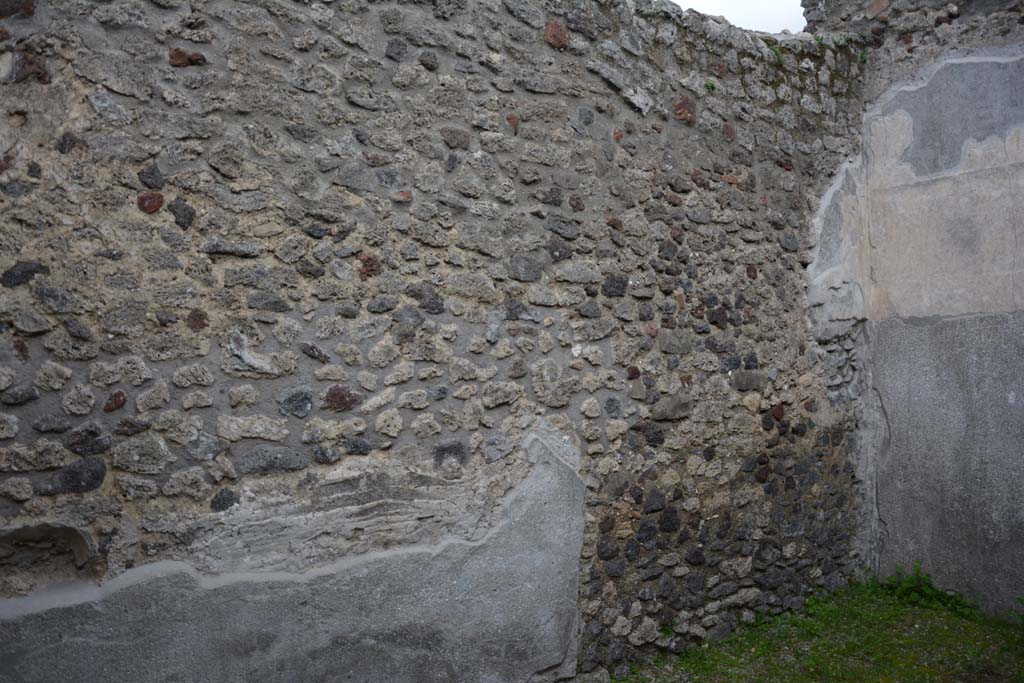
[
  {"x1": 879, "y1": 56, "x2": 1024, "y2": 177},
  {"x1": 867, "y1": 313, "x2": 1024, "y2": 613},
  {"x1": 810, "y1": 48, "x2": 1024, "y2": 612},
  {"x1": 0, "y1": 425, "x2": 585, "y2": 683}
]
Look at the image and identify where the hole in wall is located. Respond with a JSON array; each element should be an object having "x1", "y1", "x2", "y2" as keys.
[
  {"x1": 672, "y1": 0, "x2": 806, "y2": 33},
  {"x1": 0, "y1": 523, "x2": 99, "y2": 596}
]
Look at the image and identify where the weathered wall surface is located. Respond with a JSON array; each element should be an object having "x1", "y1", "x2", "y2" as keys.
[
  {"x1": 0, "y1": 0, "x2": 870, "y2": 677},
  {"x1": 809, "y1": 47, "x2": 1024, "y2": 613},
  {"x1": 0, "y1": 427, "x2": 584, "y2": 683},
  {"x1": 5, "y1": 0, "x2": 1021, "y2": 679}
]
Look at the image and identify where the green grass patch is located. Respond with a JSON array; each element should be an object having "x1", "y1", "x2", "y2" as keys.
[{"x1": 615, "y1": 568, "x2": 1024, "y2": 683}]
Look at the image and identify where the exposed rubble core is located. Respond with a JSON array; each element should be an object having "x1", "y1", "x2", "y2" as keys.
[{"x1": 1, "y1": 0, "x2": 1022, "y2": 680}]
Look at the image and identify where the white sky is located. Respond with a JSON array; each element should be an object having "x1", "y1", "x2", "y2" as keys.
[{"x1": 673, "y1": 0, "x2": 806, "y2": 33}]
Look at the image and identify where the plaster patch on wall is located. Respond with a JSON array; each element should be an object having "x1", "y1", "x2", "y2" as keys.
[{"x1": 0, "y1": 423, "x2": 586, "y2": 683}]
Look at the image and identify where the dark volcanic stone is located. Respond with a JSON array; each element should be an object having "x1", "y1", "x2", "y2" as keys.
[
  {"x1": 596, "y1": 537, "x2": 619, "y2": 561},
  {"x1": 1, "y1": 384, "x2": 38, "y2": 406},
  {"x1": 56, "y1": 132, "x2": 78, "y2": 154},
  {"x1": 1, "y1": 261, "x2": 49, "y2": 288},
  {"x1": 577, "y1": 299, "x2": 602, "y2": 318},
  {"x1": 313, "y1": 446, "x2": 343, "y2": 464},
  {"x1": 366, "y1": 296, "x2": 398, "y2": 313},
  {"x1": 433, "y1": 440, "x2": 468, "y2": 468},
  {"x1": 247, "y1": 291, "x2": 292, "y2": 312},
  {"x1": 303, "y1": 224, "x2": 330, "y2": 239},
  {"x1": 546, "y1": 238, "x2": 573, "y2": 262},
  {"x1": 166, "y1": 197, "x2": 196, "y2": 228},
  {"x1": 65, "y1": 421, "x2": 113, "y2": 455},
  {"x1": 406, "y1": 281, "x2": 444, "y2": 314},
  {"x1": 36, "y1": 456, "x2": 106, "y2": 495},
  {"x1": 138, "y1": 163, "x2": 165, "y2": 190},
  {"x1": 418, "y1": 50, "x2": 439, "y2": 71},
  {"x1": 337, "y1": 302, "x2": 361, "y2": 318},
  {"x1": 276, "y1": 386, "x2": 313, "y2": 418},
  {"x1": 114, "y1": 417, "x2": 150, "y2": 436},
  {"x1": 630, "y1": 421, "x2": 665, "y2": 447},
  {"x1": 509, "y1": 254, "x2": 544, "y2": 282},
  {"x1": 440, "y1": 126, "x2": 471, "y2": 150},
  {"x1": 63, "y1": 318, "x2": 94, "y2": 341},
  {"x1": 643, "y1": 488, "x2": 667, "y2": 514},
  {"x1": 32, "y1": 415, "x2": 71, "y2": 433},
  {"x1": 202, "y1": 238, "x2": 263, "y2": 258},
  {"x1": 601, "y1": 274, "x2": 628, "y2": 298},
  {"x1": 545, "y1": 214, "x2": 579, "y2": 240},
  {"x1": 658, "y1": 508, "x2": 680, "y2": 533},
  {"x1": 385, "y1": 38, "x2": 407, "y2": 61},
  {"x1": 604, "y1": 558, "x2": 626, "y2": 577},
  {"x1": 732, "y1": 370, "x2": 767, "y2": 392},
  {"x1": 684, "y1": 547, "x2": 706, "y2": 565},
  {"x1": 236, "y1": 446, "x2": 310, "y2": 474},
  {"x1": 344, "y1": 437, "x2": 372, "y2": 456},
  {"x1": 300, "y1": 342, "x2": 330, "y2": 363},
  {"x1": 210, "y1": 488, "x2": 239, "y2": 512}
]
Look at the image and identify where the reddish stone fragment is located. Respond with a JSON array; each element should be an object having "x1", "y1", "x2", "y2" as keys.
[
  {"x1": 865, "y1": 0, "x2": 889, "y2": 20},
  {"x1": 771, "y1": 404, "x2": 785, "y2": 421},
  {"x1": 104, "y1": 390, "x2": 127, "y2": 413},
  {"x1": 0, "y1": 0, "x2": 34, "y2": 19},
  {"x1": 169, "y1": 47, "x2": 207, "y2": 67},
  {"x1": 606, "y1": 216, "x2": 623, "y2": 231},
  {"x1": 804, "y1": 399, "x2": 818, "y2": 413},
  {"x1": 13, "y1": 51, "x2": 49, "y2": 84},
  {"x1": 505, "y1": 113, "x2": 519, "y2": 135},
  {"x1": 626, "y1": 366, "x2": 640, "y2": 380},
  {"x1": 543, "y1": 19, "x2": 570, "y2": 50},
  {"x1": 0, "y1": 28, "x2": 10, "y2": 41},
  {"x1": 186, "y1": 308, "x2": 208, "y2": 331},
  {"x1": 323, "y1": 385, "x2": 362, "y2": 412},
  {"x1": 746, "y1": 264, "x2": 758, "y2": 280},
  {"x1": 612, "y1": 129, "x2": 623, "y2": 142},
  {"x1": 300, "y1": 342, "x2": 330, "y2": 363},
  {"x1": 723, "y1": 123, "x2": 736, "y2": 142},
  {"x1": 13, "y1": 338, "x2": 28, "y2": 362},
  {"x1": 721, "y1": 174, "x2": 739, "y2": 184},
  {"x1": 672, "y1": 94, "x2": 697, "y2": 125},
  {"x1": 390, "y1": 190, "x2": 413, "y2": 203},
  {"x1": 357, "y1": 253, "x2": 380, "y2": 280},
  {"x1": 137, "y1": 191, "x2": 164, "y2": 214}
]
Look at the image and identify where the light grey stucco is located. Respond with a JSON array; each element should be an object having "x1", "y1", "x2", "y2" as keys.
[
  {"x1": 809, "y1": 48, "x2": 1024, "y2": 612},
  {"x1": 868, "y1": 314, "x2": 1024, "y2": 613},
  {"x1": 0, "y1": 425, "x2": 585, "y2": 683}
]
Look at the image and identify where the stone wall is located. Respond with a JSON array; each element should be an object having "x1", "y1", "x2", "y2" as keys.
[{"x1": 0, "y1": 0, "x2": 1020, "y2": 679}]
